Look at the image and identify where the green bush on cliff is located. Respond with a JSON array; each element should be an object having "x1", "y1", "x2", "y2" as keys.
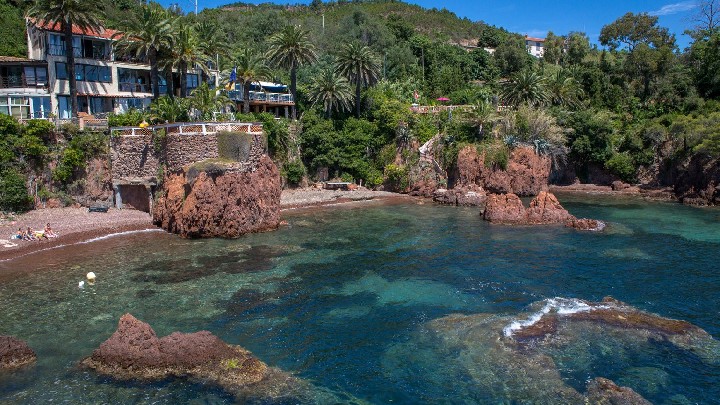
[
  {"x1": 108, "y1": 110, "x2": 150, "y2": 127},
  {"x1": 605, "y1": 152, "x2": 636, "y2": 183},
  {"x1": 282, "y1": 161, "x2": 305, "y2": 186},
  {"x1": 0, "y1": 168, "x2": 32, "y2": 212}
]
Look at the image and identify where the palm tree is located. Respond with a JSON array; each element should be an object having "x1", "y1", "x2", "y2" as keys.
[
  {"x1": 266, "y1": 25, "x2": 318, "y2": 120},
  {"x1": 113, "y1": 3, "x2": 173, "y2": 100},
  {"x1": 232, "y1": 48, "x2": 271, "y2": 113},
  {"x1": 335, "y1": 42, "x2": 381, "y2": 118},
  {"x1": 309, "y1": 66, "x2": 353, "y2": 118},
  {"x1": 547, "y1": 70, "x2": 584, "y2": 109},
  {"x1": 189, "y1": 82, "x2": 233, "y2": 120},
  {"x1": 27, "y1": 0, "x2": 104, "y2": 119},
  {"x1": 196, "y1": 21, "x2": 228, "y2": 61},
  {"x1": 166, "y1": 23, "x2": 210, "y2": 98},
  {"x1": 150, "y1": 95, "x2": 189, "y2": 123},
  {"x1": 501, "y1": 69, "x2": 550, "y2": 107}
]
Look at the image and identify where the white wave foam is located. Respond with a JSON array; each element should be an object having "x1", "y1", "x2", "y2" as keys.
[
  {"x1": 503, "y1": 298, "x2": 604, "y2": 337},
  {"x1": 77, "y1": 228, "x2": 164, "y2": 244}
]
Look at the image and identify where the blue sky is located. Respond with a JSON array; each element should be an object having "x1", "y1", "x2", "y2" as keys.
[{"x1": 170, "y1": 0, "x2": 700, "y2": 49}]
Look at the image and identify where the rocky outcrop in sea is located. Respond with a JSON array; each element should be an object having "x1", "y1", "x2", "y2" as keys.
[
  {"x1": 81, "y1": 314, "x2": 343, "y2": 403},
  {"x1": 483, "y1": 191, "x2": 605, "y2": 230},
  {"x1": 153, "y1": 156, "x2": 281, "y2": 238},
  {"x1": 0, "y1": 335, "x2": 36, "y2": 370}
]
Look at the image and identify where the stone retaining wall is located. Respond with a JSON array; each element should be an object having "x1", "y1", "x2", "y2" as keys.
[{"x1": 111, "y1": 132, "x2": 265, "y2": 181}]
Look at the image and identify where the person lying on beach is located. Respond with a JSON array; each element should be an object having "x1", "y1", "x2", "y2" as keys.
[
  {"x1": 44, "y1": 223, "x2": 58, "y2": 238},
  {"x1": 23, "y1": 227, "x2": 35, "y2": 241},
  {"x1": 11, "y1": 228, "x2": 23, "y2": 240}
]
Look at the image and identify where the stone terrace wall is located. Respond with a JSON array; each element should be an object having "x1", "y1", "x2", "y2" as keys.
[
  {"x1": 111, "y1": 131, "x2": 266, "y2": 181},
  {"x1": 164, "y1": 134, "x2": 219, "y2": 172},
  {"x1": 110, "y1": 134, "x2": 160, "y2": 181}
]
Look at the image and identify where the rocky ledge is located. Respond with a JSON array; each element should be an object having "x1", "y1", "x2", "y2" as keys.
[
  {"x1": 483, "y1": 191, "x2": 605, "y2": 230},
  {"x1": 586, "y1": 377, "x2": 652, "y2": 405},
  {"x1": 80, "y1": 314, "x2": 317, "y2": 401},
  {"x1": 153, "y1": 156, "x2": 281, "y2": 238},
  {"x1": 0, "y1": 335, "x2": 36, "y2": 370}
]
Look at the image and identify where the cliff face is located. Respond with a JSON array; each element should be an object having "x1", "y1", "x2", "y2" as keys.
[
  {"x1": 669, "y1": 154, "x2": 720, "y2": 206},
  {"x1": 454, "y1": 146, "x2": 551, "y2": 196},
  {"x1": 153, "y1": 156, "x2": 281, "y2": 238}
]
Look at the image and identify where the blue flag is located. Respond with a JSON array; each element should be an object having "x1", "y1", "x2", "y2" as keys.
[{"x1": 229, "y1": 66, "x2": 237, "y2": 83}]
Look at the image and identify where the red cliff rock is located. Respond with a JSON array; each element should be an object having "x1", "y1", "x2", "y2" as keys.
[
  {"x1": 526, "y1": 191, "x2": 574, "y2": 224},
  {"x1": 483, "y1": 193, "x2": 527, "y2": 224},
  {"x1": 153, "y1": 156, "x2": 281, "y2": 238},
  {"x1": 0, "y1": 335, "x2": 36, "y2": 370},
  {"x1": 456, "y1": 146, "x2": 550, "y2": 196}
]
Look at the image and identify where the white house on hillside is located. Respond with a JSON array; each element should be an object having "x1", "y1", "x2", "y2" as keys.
[{"x1": 525, "y1": 36, "x2": 545, "y2": 58}]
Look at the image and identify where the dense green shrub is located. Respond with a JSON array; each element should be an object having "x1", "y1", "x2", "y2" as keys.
[
  {"x1": 108, "y1": 110, "x2": 150, "y2": 127},
  {"x1": 384, "y1": 163, "x2": 409, "y2": 191},
  {"x1": 23, "y1": 119, "x2": 55, "y2": 142},
  {"x1": 0, "y1": 168, "x2": 32, "y2": 212},
  {"x1": 282, "y1": 161, "x2": 306, "y2": 185},
  {"x1": 478, "y1": 141, "x2": 510, "y2": 170},
  {"x1": 605, "y1": 152, "x2": 636, "y2": 182}
]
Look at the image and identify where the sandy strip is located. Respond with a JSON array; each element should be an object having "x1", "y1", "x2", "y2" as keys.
[
  {"x1": 549, "y1": 184, "x2": 676, "y2": 201},
  {"x1": 0, "y1": 208, "x2": 154, "y2": 261}
]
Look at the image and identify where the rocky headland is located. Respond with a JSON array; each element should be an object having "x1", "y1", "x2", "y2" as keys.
[
  {"x1": 0, "y1": 335, "x2": 36, "y2": 370},
  {"x1": 153, "y1": 156, "x2": 281, "y2": 238}
]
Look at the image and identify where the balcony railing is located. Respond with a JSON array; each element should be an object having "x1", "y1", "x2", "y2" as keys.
[
  {"x1": 0, "y1": 76, "x2": 47, "y2": 89},
  {"x1": 228, "y1": 90, "x2": 294, "y2": 104},
  {"x1": 47, "y1": 44, "x2": 111, "y2": 60},
  {"x1": 119, "y1": 82, "x2": 151, "y2": 93}
]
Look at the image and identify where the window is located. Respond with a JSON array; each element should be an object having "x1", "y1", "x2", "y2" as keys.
[
  {"x1": 186, "y1": 74, "x2": 199, "y2": 90},
  {"x1": 0, "y1": 96, "x2": 31, "y2": 119},
  {"x1": 24, "y1": 66, "x2": 48, "y2": 86},
  {"x1": 55, "y1": 63, "x2": 111, "y2": 83}
]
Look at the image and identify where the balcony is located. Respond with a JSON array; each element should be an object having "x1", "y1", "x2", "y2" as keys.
[
  {"x1": 47, "y1": 44, "x2": 111, "y2": 61},
  {"x1": 228, "y1": 90, "x2": 294, "y2": 104},
  {"x1": 0, "y1": 75, "x2": 47, "y2": 89},
  {"x1": 119, "y1": 82, "x2": 151, "y2": 93}
]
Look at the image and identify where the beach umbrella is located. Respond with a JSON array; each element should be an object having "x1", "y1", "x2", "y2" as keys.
[{"x1": 437, "y1": 97, "x2": 450, "y2": 101}]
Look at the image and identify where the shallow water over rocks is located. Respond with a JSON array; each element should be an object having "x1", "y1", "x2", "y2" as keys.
[{"x1": 1, "y1": 195, "x2": 719, "y2": 403}]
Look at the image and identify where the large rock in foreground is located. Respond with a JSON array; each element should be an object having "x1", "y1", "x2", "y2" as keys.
[
  {"x1": 81, "y1": 314, "x2": 332, "y2": 402},
  {"x1": 0, "y1": 335, "x2": 36, "y2": 370},
  {"x1": 153, "y1": 156, "x2": 281, "y2": 238},
  {"x1": 455, "y1": 145, "x2": 550, "y2": 196},
  {"x1": 586, "y1": 377, "x2": 652, "y2": 405},
  {"x1": 483, "y1": 191, "x2": 605, "y2": 230}
]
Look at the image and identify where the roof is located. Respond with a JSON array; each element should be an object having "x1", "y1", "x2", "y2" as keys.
[
  {"x1": 0, "y1": 56, "x2": 47, "y2": 64},
  {"x1": 29, "y1": 19, "x2": 119, "y2": 40},
  {"x1": 525, "y1": 36, "x2": 545, "y2": 42}
]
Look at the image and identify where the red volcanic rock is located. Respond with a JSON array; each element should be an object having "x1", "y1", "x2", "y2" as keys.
[
  {"x1": 483, "y1": 192, "x2": 604, "y2": 230},
  {"x1": 586, "y1": 377, "x2": 652, "y2": 405},
  {"x1": 433, "y1": 186, "x2": 487, "y2": 207},
  {"x1": 526, "y1": 191, "x2": 574, "y2": 224},
  {"x1": 456, "y1": 146, "x2": 550, "y2": 196},
  {"x1": 153, "y1": 156, "x2": 281, "y2": 238},
  {"x1": 81, "y1": 314, "x2": 269, "y2": 385},
  {"x1": 483, "y1": 193, "x2": 527, "y2": 224},
  {"x1": 0, "y1": 335, "x2": 36, "y2": 370}
]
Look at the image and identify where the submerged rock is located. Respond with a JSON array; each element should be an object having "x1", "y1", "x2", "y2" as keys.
[
  {"x1": 0, "y1": 335, "x2": 36, "y2": 370},
  {"x1": 385, "y1": 297, "x2": 719, "y2": 403},
  {"x1": 153, "y1": 156, "x2": 281, "y2": 238},
  {"x1": 483, "y1": 191, "x2": 604, "y2": 230},
  {"x1": 81, "y1": 314, "x2": 334, "y2": 402},
  {"x1": 586, "y1": 377, "x2": 652, "y2": 405},
  {"x1": 433, "y1": 186, "x2": 488, "y2": 207}
]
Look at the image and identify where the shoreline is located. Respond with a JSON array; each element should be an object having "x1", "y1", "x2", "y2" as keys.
[{"x1": 0, "y1": 185, "x2": 700, "y2": 263}]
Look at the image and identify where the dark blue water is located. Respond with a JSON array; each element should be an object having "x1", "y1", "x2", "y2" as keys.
[{"x1": 1, "y1": 195, "x2": 719, "y2": 404}]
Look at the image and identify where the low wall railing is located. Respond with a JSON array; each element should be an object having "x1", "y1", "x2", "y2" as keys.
[{"x1": 110, "y1": 121, "x2": 263, "y2": 137}]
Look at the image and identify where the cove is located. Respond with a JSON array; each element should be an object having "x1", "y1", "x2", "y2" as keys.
[{"x1": 1, "y1": 195, "x2": 719, "y2": 404}]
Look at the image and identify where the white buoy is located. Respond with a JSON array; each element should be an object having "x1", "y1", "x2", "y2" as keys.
[
  {"x1": 79, "y1": 281, "x2": 85, "y2": 289},
  {"x1": 86, "y1": 272, "x2": 96, "y2": 283}
]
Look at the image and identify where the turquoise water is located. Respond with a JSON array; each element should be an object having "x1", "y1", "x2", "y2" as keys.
[{"x1": 0, "y1": 195, "x2": 719, "y2": 404}]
